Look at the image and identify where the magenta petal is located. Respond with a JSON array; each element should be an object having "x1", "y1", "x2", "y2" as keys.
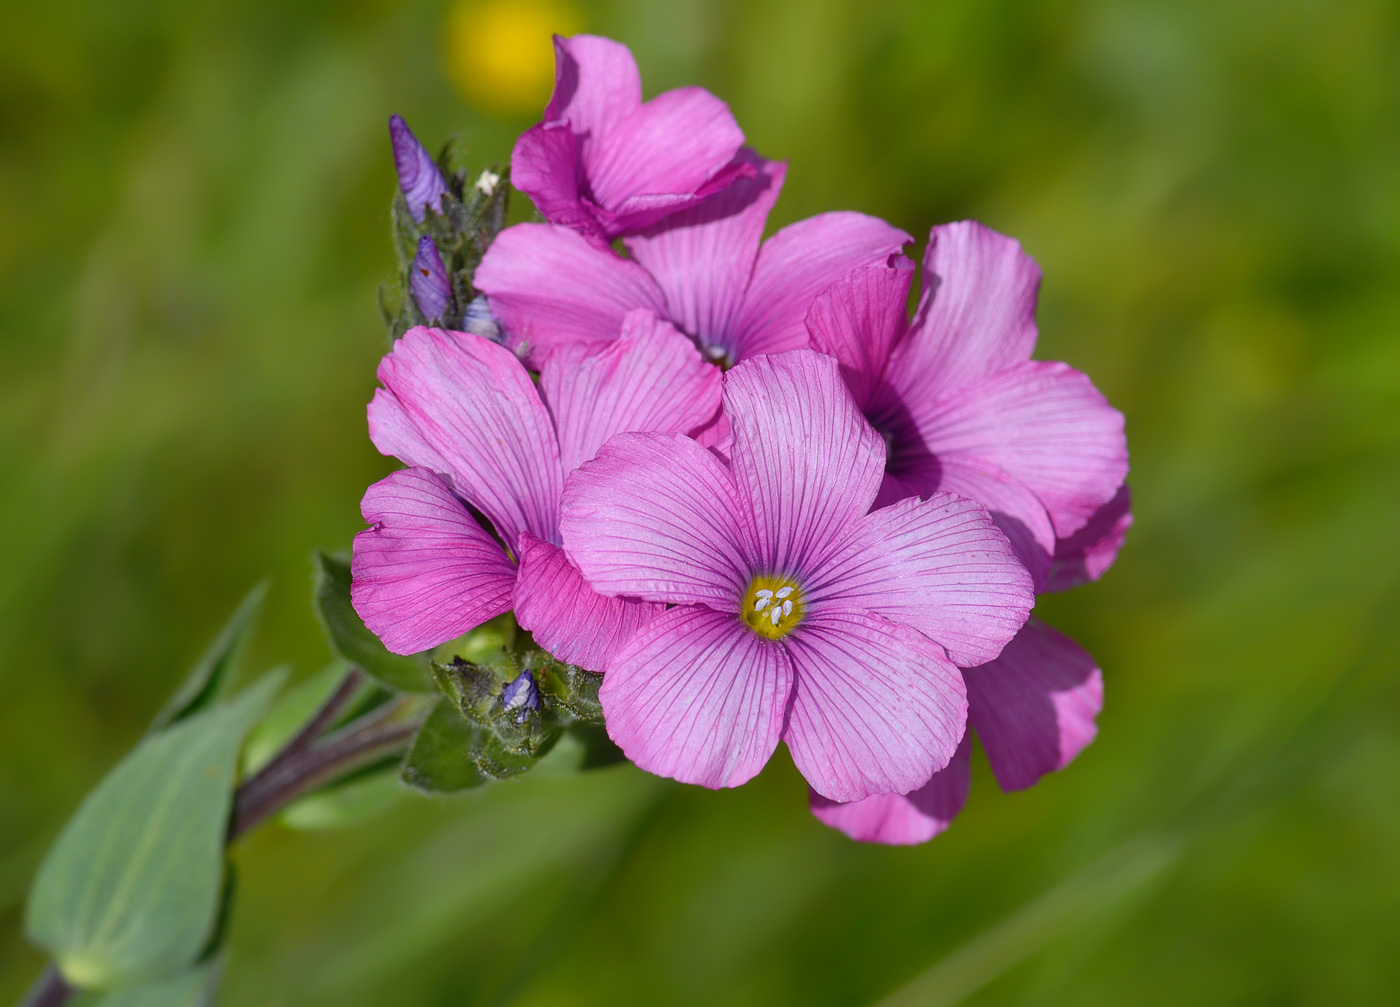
[
  {"x1": 545, "y1": 35, "x2": 642, "y2": 149},
  {"x1": 731, "y1": 212, "x2": 912, "y2": 359},
  {"x1": 512, "y1": 534, "x2": 664, "y2": 673},
  {"x1": 560, "y1": 431, "x2": 754, "y2": 608},
  {"x1": 724, "y1": 350, "x2": 884, "y2": 576},
  {"x1": 351, "y1": 468, "x2": 516, "y2": 655},
  {"x1": 911, "y1": 360, "x2": 1128, "y2": 540},
  {"x1": 964, "y1": 619, "x2": 1103, "y2": 792},
  {"x1": 600, "y1": 606, "x2": 792, "y2": 789},
  {"x1": 809, "y1": 733, "x2": 972, "y2": 845},
  {"x1": 892, "y1": 220, "x2": 1042, "y2": 399},
  {"x1": 805, "y1": 257, "x2": 915, "y2": 409},
  {"x1": 509, "y1": 122, "x2": 594, "y2": 235},
  {"x1": 934, "y1": 455, "x2": 1058, "y2": 577},
  {"x1": 539, "y1": 309, "x2": 722, "y2": 475},
  {"x1": 784, "y1": 611, "x2": 968, "y2": 803},
  {"x1": 624, "y1": 152, "x2": 786, "y2": 361},
  {"x1": 1046, "y1": 484, "x2": 1133, "y2": 592},
  {"x1": 474, "y1": 224, "x2": 668, "y2": 363},
  {"x1": 367, "y1": 327, "x2": 562, "y2": 549},
  {"x1": 809, "y1": 492, "x2": 1034, "y2": 667}
]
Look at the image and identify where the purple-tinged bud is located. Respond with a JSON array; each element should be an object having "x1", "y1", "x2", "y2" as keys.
[
  {"x1": 389, "y1": 114, "x2": 450, "y2": 223},
  {"x1": 410, "y1": 235, "x2": 454, "y2": 323},
  {"x1": 501, "y1": 670, "x2": 540, "y2": 725},
  {"x1": 461, "y1": 295, "x2": 502, "y2": 343}
]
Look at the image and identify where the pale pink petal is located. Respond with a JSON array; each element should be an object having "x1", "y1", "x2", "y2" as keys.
[
  {"x1": 539, "y1": 309, "x2": 722, "y2": 475},
  {"x1": 560, "y1": 431, "x2": 754, "y2": 608},
  {"x1": 964, "y1": 619, "x2": 1103, "y2": 791},
  {"x1": 809, "y1": 733, "x2": 971, "y2": 845},
  {"x1": 805, "y1": 257, "x2": 915, "y2": 409},
  {"x1": 509, "y1": 123, "x2": 593, "y2": 235},
  {"x1": 600, "y1": 606, "x2": 792, "y2": 788},
  {"x1": 808, "y1": 492, "x2": 1034, "y2": 667},
  {"x1": 910, "y1": 360, "x2": 1128, "y2": 540},
  {"x1": 935, "y1": 455, "x2": 1057, "y2": 581},
  {"x1": 783, "y1": 611, "x2": 968, "y2": 803},
  {"x1": 351, "y1": 468, "x2": 517, "y2": 655},
  {"x1": 724, "y1": 350, "x2": 884, "y2": 576},
  {"x1": 586, "y1": 86, "x2": 746, "y2": 233},
  {"x1": 474, "y1": 224, "x2": 668, "y2": 363},
  {"x1": 890, "y1": 220, "x2": 1042, "y2": 399},
  {"x1": 1046, "y1": 484, "x2": 1133, "y2": 592},
  {"x1": 512, "y1": 534, "x2": 664, "y2": 673},
  {"x1": 367, "y1": 328, "x2": 562, "y2": 549},
  {"x1": 623, "y1": 152, "x2": 785, "y2": 360},
  {"x1": 544, "y1": 34, "x2": 641, "y2": 151},
  {"x1": 730, "y1": 213, "x2": 912, "y2": 359}
]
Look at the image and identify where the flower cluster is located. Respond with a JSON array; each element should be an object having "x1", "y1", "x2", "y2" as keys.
[{"x1": 353, "y1": 34, "x2": 1129, "y2": 844}]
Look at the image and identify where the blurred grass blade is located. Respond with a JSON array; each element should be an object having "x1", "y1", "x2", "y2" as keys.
[
  {"x1": 25, "y1": 674, "x2": 283, "y2": 990},
  {"x1": 313, "y1": 551, "x2": 432, "y2": 692},
  {"x1": 150, "y1": 582, "x2": 268, "y2": 732}
]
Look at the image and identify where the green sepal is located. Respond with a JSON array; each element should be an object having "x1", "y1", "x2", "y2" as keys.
[
  {"x1": 149, "y1": 582, "x2": 268, "y2": 732},
  {"x1": 400, "y1": 700, "x2": 488, "y2": 793},
  {"x1": 312, "y1": 551, "x2": 432, "y2": 692},
  {"x1": 26, "y1": 674, "x2": 284, "y2": 990},
  {"x1": 533, "y1": 656, "x2": 605, "y2": 725}
]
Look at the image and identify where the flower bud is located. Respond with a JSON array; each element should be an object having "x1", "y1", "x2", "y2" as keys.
[
  {"x1": 409, "y1": 235, "x2": 454, "y2": 323},
  {"x1": 500, "y1": 670, "x2": 540, "y2": 724},
  {"x1": 389, "y1": 114, "x2": 450, "y2": 223},
  {"x1": 460, "y1": 295, "x2": 502, "y2": 343}
]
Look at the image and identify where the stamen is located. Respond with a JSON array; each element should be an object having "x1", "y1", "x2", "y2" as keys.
[
  {"x1": 782, "y1": 600, "x2": 793, "y2": 616},
  {"x1": 770, "y1": 607, "x2": 781, "y2": 626},
  {"x1": 776, "y1": 586, "x2": 793, "y2": 599},
  {"x1": 741, "y1": 576, "x2": 805, "y2": 640}
]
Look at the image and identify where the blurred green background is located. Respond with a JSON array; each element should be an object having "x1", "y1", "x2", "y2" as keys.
[{"x1": 3, "y1": 0, "x2": 1399, "y2": 1003}]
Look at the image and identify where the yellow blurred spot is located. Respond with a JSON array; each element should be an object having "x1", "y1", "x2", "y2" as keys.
[{"x1": 445, "y1": 0, "x2": 583, "y2": 117}]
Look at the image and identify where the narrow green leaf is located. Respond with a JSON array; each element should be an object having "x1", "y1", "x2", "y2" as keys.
[
  {"x1": 399, "y1": 700, "x2": 487, "y2": 793},
  {"x1": 26, "y1": 675, "x2": 283, "y2": 990},
  {"x1": 312, "y1": 551, "x2": 431, "y2": 692},
  {"x1": 150, "y1": 583, "x2": 268, "y2": 732},
  {"x1": 239, "y1": 662, "x2": 345, "y2": 776}
]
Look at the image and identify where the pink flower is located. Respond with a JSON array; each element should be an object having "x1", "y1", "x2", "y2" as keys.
[
  {"x1": 512, "y1": 34, "x2": 749, "y2": 244},
  {"x1": 475, "y1": 152, "x2": 911, "y2": 368},
  {"x1": 350, "y1": 310, "x2": 720, "y2": 670},
  {"x1": 559, "y1": 349, "x2": 1034, "y2": 802}
]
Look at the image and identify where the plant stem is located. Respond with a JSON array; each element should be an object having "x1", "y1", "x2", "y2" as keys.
[{"x1": 17, "y1": 967, "x2": 69, "y2": 1007}]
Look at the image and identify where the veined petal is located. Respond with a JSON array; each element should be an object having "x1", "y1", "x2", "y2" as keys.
[
  {"x1": 545, "y1": 35, "x2": 642, "y2": 151},
  {"x1": 389, "y1": 115, "x2": 449, "y2": 224},
  {"x1": 911, "y1": 360, "x2": 1128, "y2": 540},
  {"x1": 474, "y1": 223, "x2": 668, "y2": 363},
  {"x1": 934, "y1": 455, "x2": 1057, "y2": 584},
  {"x1": 805, "y1": 258, "x2": 915, "y2": 409},
  {"x1": 891, "y1": 220, "x2": 1041, "y2": 399},
  {"x1": 351, "y1": 469, "x2": 516, "y2": 655},
  {"x1": 964, "y1": 619, "x2": 1103, "y2": 792},
  {"x1": 510, "y1": 122, "x2": 593, "y2": 234},
  {"x1": 1046, "y1": 484, "x2": 1133, "y2": 592},
  {"x1": 724, "y1": 350, "x2": 884, "y2": 576},
  {"x1": 560, "y1": 431, "x2": 754, "y2": 608},
  {"x1": 624, "y1": 152, "x2": 785, "y2": 361},
  {"x1": 809, "y1": 733, "x2": 971, "y2": 845},
  {"x1": 512, "y1": 534, "x2": 664, "y2": 673},
  {"x1": 784, "y1": 611, "x2": 968, "y2": 803},
  {"x1": 600, "y1": 606, "x2": 792, "y2": 789},
  {"x1": 731, "y1": 212, "x2": 911, "y2": 360},
  {"x1": 539, "y1": 309, "x2": 722, "y2": 475},
  {"x1": 367, "y1": 327, "x2": 562, "y2": 549},
  {"x1": 808, "y1": 492, "x2": 1034, "y2": 667}
]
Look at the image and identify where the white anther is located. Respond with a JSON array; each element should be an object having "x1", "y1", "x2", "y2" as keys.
[
  {"x1": 753, "y1": 597, "x2": 772, "y2": 612},
  {"x1": 776, "y1": 586, "x2": 794, "y2": 599},
  {"x1": 475, "y1": 170, "x2": 501, "y2": 196},
  {"x1": 782, "y1": 599, "x2": 793, "y2": 616},
  {"x1": 756, "y1": 589, "x2": 773, "y2": 598},
  {"x1": 770, "y1": 607, "x2": 781, "y2": 626}
]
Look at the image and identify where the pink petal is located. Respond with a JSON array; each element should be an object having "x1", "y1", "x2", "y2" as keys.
[
  {"x1": 804, "y1": 257, "x2": 915, "y2": 409},
  {"x1": 512, "y1": 534, "x2": 664, "y2": 673},
  {"x1": 724, "y1": 350, "x2": 884, "y2": 576},
  {"x1": 731, "y1": 212, "x2": 912, "y2": 359},
  {"x1": 544, "y1": 34, "x2": 642, "y2": 152},
  {"x1": 586, "y1": 86, "x2": 746, "y2": 234},
  {"x1": 1046, "y1": 484, "x2": 1133, "y2": 592},
  {"x1": 351, "y1": 468, "x2": 517, "y2": 655},
  {"x1": 910, "y1": 360, "x2": 1128, "y2": 540},
  {"x1": 367, "y1": 328, "x2": 562, "y2": 549},
  {"x1": 808, "y1": 733, "x2": 971, "y2": 845},
  {"x1": 934, "y1": 455, "x2": 1057, "y2": 582},
  {"x1": 538, "y1": 309, "x2": 721, "y2": 475},
  {"x1": 474, "y1": 224, "x2": 668, "y2": 364},
  {"x1": 808, "y1": 492, "x2": 1034, "y2": 667},
  {"x1": 964, "y1": 619, "x2": 1104, "y2": 791},
  {"x1": 560, "y1": 431, "x2": 754, "y2": 608},
  {"x1": 509, "y1": 122, "x2": 593, "y2": 235},
  {"x1": 783, "y1": 610, "x2": 968, "y2": 803},
  {"x1": 623, "y1": 152, "x2": 786, "y2": 363},
  {"x1": 890, "y1": 220, "x2": 1042, "y2": 400},
  {"x1": 600, "y1": 605, "x2": 792, "y2": 789}
]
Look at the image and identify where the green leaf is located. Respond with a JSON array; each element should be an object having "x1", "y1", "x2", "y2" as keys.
[
  {"x1": 399, "y1": 700, "x2": 488, "y2": 793},
  {"x1": 150, "y1": 583, "x2": 268, "y2": 732},
  {"x1": 239, "y1": 662, "x2": 345, "y2": 776},
  {"x1": 312, "y1": 551, "x2": 431, "y2": 692},
  {"x1": 26, "y1": 675, "x2": 283, "y2": 990},
  {"x1": 84, "y1": 958, "x2": 221, "y2": 1007}
]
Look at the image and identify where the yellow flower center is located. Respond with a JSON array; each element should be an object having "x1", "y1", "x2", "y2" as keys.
[{"x1": 741, "y1": 576, "x2": 804, "y2": 640}]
